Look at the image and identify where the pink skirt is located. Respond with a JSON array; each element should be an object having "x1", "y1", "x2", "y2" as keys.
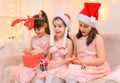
[
  {"x1": 13, "y1": 63, "x2": 37, "y2": 83},
  {"x1": 66, "y1": 62, "x2": 111, "y2": 83}
]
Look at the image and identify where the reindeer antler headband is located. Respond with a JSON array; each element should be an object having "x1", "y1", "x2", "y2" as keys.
[{"x1": 11, "y1": 10, "x2": 47, "y2": 30}]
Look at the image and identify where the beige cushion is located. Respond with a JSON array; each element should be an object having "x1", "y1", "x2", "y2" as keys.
[
  {"x1": 0, "y1": 63, "x2": 4, "y2": 83},
  {"x1": 3, "y1": 66, "x2": 16, "y2": 83},
  {"x1": 102, "y1": 33, "x2": 120, "y2": 70},
  {"x1": 0, "y1": 55, "x2": 22, "y2": 68}
]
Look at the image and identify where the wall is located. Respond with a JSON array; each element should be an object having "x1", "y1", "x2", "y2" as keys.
[{"x1": 0, "y1": 0, "x2": 120, "y2": 40}]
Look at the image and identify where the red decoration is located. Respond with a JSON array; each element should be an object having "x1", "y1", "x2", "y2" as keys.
[
  {"x1": 79, "y1": 3, "x2": 101, "y2": 20},
  {"x1": 11, "y1": 17, "x2": 34, "y2": 30},
  {"x1": 11, "y1": 19, "x2": 26, "y2": 27},
  {"x1": 24, "y1": 18, "x2": 34, "y2": 30}
]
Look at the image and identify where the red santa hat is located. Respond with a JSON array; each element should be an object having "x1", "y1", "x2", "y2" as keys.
[
  {"x1": 49, "y1": 14, "x2": 71, "y2": 55},
  {"x1": 77, "y1": 2, "x2": 101, "y2": 27}
]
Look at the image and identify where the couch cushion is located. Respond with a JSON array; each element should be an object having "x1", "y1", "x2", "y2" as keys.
[
  {"x1": 0, "y1": 55, "x2": 22, "y2": 68},
  {"x1": 102, "y1": 33, "x2": 120, "y2": 70}
]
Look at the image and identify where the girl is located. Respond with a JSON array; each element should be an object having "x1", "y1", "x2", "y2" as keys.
[
  {"x1": 36, "y1": 14, "x2": 73, "y2": 83},
  {"x1": 66, "y1": 2, "x2": 111, "y2": 83},
  {"x1": 11, "y1": 10, "x2": 50, "y2": 83}
]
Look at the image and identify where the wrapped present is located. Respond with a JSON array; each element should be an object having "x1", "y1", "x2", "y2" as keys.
[
  {"x1": 39, "y1": 59, "x2": 48, "y2": 71},
  {"x1": 68, "y1": 64, "x2": 81, "y2": 71},
  {"x1": 22, "y1": 54, "x2": 42, "y2": 68}
]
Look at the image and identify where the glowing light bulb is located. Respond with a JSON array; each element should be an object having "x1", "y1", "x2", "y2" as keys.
[
  {"x1": 99, "y1": 5, "x2": 108, "y2": 21},
  {"x1": 11, "y1": 9, "x2": 15, "y2": 13},
  {"x1": 90, "y1": 0, "x2": 95, "y2": 2},
  {"x1": 11, "y1": 14, "x2": 15, "y2": 17}
]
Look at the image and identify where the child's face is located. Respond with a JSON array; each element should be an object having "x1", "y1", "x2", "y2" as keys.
[
  {"x1": 34, "y1": 23, "x2": 47, "y2": 37},
  {"x1": 79, "y1": 20, "x2": 92, "y2": 36},
  {"x1": 53, "y1": 19, "x2": 65, "y2": 38}
]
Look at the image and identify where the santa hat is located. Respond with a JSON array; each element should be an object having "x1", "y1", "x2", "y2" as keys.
[
  {"x1": 77, "y1": 2, "x2": 101, "y2": 27},
  {"x1": 49, "y1": 14, "x2": 71, "y2": 55}
]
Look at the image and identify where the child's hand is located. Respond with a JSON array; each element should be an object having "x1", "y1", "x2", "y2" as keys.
[
  {"x1": 65, "y1": 58, "x2": 76, "y2": 65},
  {"x1": 72, "y1": 58, "x2": 86, "y2": 70},
  {"x1": 72, "y1": 59, "x2": 81, "y2": 64},
  {"x1": 31, "y1": 49, "x2": 45, "y2": 55},
  {"x1": 30, "y1": 50, "x2": 40, "y2": 55},
  {"x1": 75, "y1": 57, "x2": 81, "y2": 60},
  {"x1": 71, "y1": 57, "x2": 83, "y2": 64},
  {"x1": 23, "y1": 48, "x2": 30, "y2": 54},
  {"x1": 47, "y1": 64, "x2": 55, "y2": 70},
  {"x1": 45, "y1": 58, "x2": 50, "y2": 63}
]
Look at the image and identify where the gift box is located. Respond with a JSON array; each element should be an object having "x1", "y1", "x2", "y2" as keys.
[
  {"x1": 68, "y1": 64, "x2": 81, "y2": 71},
  {"x1": 22, "y1": 54, "x2": 42, "y2": 68},
  {"x1": 39, "y1": 59, "x2": 48, "y2": 71}
]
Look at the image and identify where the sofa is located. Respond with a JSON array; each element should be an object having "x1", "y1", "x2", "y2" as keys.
[{"x1": 0, "y1": 33, "x2": 120, "y2": 83}]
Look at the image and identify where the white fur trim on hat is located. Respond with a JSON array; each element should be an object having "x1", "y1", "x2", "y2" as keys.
[
  {"x1": 57, "y1": 14, "x2": 71, "y2": 31},
  {"x1": 77, "y1": 14, "x2": 97, "y2": 27}
]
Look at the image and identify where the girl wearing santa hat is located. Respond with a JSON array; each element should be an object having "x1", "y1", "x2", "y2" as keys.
[
  {"x1": 11, "y1": 10, "x2": 50, "y2": 83},
  {"x1": 35, "y1": 14, "x2": 74, "y2": 83},
  {"x1": 66, "y1": 2, "x2": 111, "y2": 83}
]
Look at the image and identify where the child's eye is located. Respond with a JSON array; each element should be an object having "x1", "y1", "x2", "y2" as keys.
[
  {"x1": 84, "y1": 25, "x2": 89, "y2": 28},
  {"x1": 54, "y1": 25, "x2": 56, "y2": 28},
  {"x1": 79, "y1": 24, "x2": 82, "y2": 27},
  {"x1": 38, "y1": 28, "x2": 41, "y2": 30},
  {"x1": 58, "y1": 25, "x2": 62, "y2": 28},
  {"x1": 34, "y1": 28, "x2": 41, "y2": 30},
  {"x1": 85, "y1": 26, "x2": 88, "y2": 28}
]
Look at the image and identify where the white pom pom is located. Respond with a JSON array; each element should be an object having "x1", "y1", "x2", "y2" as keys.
[
  {"x1": 59, "y1": 48, "x2": 68, "y2": 55},
  {"x1": 49, "y1": 46, "x2": 57, "y2": 53},
  {"x1": 90, "y1": 16, "x2": 97, "y2": 27}
]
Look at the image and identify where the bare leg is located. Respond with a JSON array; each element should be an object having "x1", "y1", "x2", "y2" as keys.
[
  {"x1": 14, "y1": 80, "x2": 19, "y2": 83},
  {"x1": 66, "y1": 79, "x2": 78, "y2": 83},
  {"x1": 34, "y1": 78, "x2": 45, "y2": 83},
  {"x1": 52, "y1": 77, "x2": 65, "y2": 83},
  {"x1": 45, "y1": 75, "x2": 54, "y2": 83}
]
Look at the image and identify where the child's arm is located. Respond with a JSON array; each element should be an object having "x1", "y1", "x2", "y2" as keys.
[
  {"x1": 65, "y1": 38, "x2": 73, "y2": 59},
  {"x1": 80, "y1": 34, "x2": 106, "y2": 66},
  {"x1": 63, "y1": 38, "x2": 74, "y2": 65},
  {"x1": 71, "y1": 36, "x2": 77, "y2": 58},
  {"x1": 65, "y1": 37, "x2": 77, "y2": 64},
  {"x1": 30, "y1": 48, "x2": 47, "y2": 55},
  {"x1": 45, "y1": 51, "x2": 52, "y2": 62}
]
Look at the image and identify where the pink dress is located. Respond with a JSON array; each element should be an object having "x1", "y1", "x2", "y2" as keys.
[
  {"x1": 13, "y1": 35, "x2": 49, "y2": 83},
  {"x1": 36, "y1": 40, "x2": 68, "y2": 79},
  {"x1": 66, "y1": 36, "x2": 111, "y2": 83}
]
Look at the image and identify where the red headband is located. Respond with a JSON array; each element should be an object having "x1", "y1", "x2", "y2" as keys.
[
  {"x1": 11, "y1": 12, "x2": 46, "y2": 30},
  {"x1": 11, "y1": 16, "x2": 34, "y2": 30}
]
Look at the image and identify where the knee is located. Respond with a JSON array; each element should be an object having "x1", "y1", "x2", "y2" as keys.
[
  {"x1": 66, "y1": 79, "x2": 78, "y2": 83},
  {"x1": 52, "y1": 77, "x2": 65, "y2": 83},
  {"x1": 33, "y1": 77, "x2": 45, "y2": 83}
]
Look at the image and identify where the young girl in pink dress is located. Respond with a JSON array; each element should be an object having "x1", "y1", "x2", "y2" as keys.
[
  {"x1": 36, "y1": 14, "x2": 73, "y2": 83},
  {"x1": 11, "y1": 10, "x2": 50, "y2": 83},
  {"x1": 66, "y1": 2, "x2": 111, "y2": 83}
]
